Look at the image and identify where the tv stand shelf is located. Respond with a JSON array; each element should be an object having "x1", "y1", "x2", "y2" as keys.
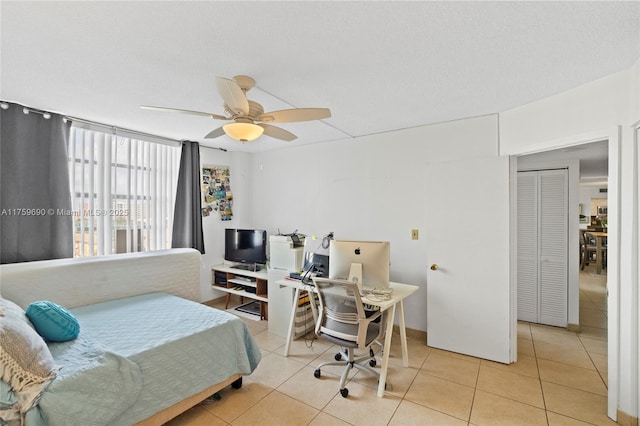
[
  {"x1": 212, "y1": 264, "x2": 268, "y2": 320},
  {"x1": 229, "y1": 264, "x2": 264, "y2": 272}
]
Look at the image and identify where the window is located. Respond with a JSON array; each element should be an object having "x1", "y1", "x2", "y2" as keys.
[{"x1": 68, "y1": 126, "x2": 181, "y2": 257}]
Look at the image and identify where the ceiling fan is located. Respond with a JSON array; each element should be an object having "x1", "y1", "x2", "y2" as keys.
[{"x1": 141, "y1": 75, "x2": 331, "y2": 142}]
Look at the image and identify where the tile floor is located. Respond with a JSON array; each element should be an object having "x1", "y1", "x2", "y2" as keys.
[{"x1": 167, "y1": 266, "x2": 609, "y2": 426}]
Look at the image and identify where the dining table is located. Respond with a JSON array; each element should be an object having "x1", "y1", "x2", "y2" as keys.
[{"x1": 589, "y1": 231, "x2": 608, "y2": 274}]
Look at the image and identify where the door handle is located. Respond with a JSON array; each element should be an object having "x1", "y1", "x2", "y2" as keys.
[{"x1": 430, "y1": 264, "x2": 439, "y2": 271}]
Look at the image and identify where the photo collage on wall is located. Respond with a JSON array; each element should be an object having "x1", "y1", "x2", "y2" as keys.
[{"x1": 201, "y1": 165, "x2": 233, "y2": 220}]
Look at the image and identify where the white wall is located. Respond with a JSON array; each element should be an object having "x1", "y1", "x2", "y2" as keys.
[
  {"x1": 249, "y1": 137, "x2": 430, "y2": 332},
  {"x1": 579, "y1": 183, "x2": 608, "y2": 224},
  {"x1": 198, "y1": 147, "x2": 254, "y2": 301},
  {"x1": 499, "y1": 67, "x2": 631, "y2": 156},
  {"x1": 500, "y1": 60, "x2": 639, "y2": 421},
  {"x1": 248, "y1": 115, "x2": 500, "y2": 333}
]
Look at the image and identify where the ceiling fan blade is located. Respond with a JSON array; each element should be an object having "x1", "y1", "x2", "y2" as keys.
[
  {"x1": 215, "y1": 76, "x2": 249, "y2": 116},
  {"x1": 140, "y1": 105, "x2": 228, "y2": 120},
  {"x1": 257, "y1": 108, "x2": 331, "y2": 123},
  {"x1": 204, "y1": 126, "x2": 226, "y2": 139},
  {"x1": 258, "y1": 124, "x2": 297, "y2": 141}
]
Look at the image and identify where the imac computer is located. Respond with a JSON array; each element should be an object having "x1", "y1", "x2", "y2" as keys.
[{"x1": 328, "y1": 240, "x2": 390, "y2": 289}]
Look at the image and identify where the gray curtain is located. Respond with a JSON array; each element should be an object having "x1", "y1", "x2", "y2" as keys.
[
  {"x1": 1, "y1": 102, "x2": 73, "y2": 263},
  {"x1": 172, "y1": 141, "x2": 205, "y2": 253}
]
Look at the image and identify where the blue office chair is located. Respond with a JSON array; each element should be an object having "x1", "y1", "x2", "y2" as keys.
[{"x1": 311, "y1": 277, "x2": 384, "y2": 398}]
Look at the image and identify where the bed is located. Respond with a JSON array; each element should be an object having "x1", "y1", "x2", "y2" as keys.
[{"x1": 0, "y1": 249, "x2": 262, "y2": 425}]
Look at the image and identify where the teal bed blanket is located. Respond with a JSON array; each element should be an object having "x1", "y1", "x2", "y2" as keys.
[{"x1": 21, "y1": 293, "x2": 261, "y2": 426}]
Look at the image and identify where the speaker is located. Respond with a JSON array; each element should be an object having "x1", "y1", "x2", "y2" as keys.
[{"x1": 214, "y1": 271, "x2": 227, "y2": 287}]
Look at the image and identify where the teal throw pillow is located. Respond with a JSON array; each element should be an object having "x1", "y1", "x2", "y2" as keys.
[{"x1": 26, "y1": 301, "x2": 80, "y2": 342}]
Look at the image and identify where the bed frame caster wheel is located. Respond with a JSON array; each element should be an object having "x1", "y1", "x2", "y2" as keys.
[
  {"x1": 334, "y1": 353, "x2": 342, "y2": 361},
  {"x1": 340, "y1": 388, "x2": 349, "y2": 398},
  {"x1": 231, "y1": 377, "x2": 243, "y2": 389},
  {"x1": 369, "y1": 359, "x2": 376, "y2": 367},
  {"x1": 314, "y1": 369, "x2": 321, "y2": 378},
  {"x1": 211, "y1": 392, "x2": 222, "y2": 401}
]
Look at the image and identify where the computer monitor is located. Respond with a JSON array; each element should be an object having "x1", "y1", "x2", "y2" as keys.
[
  {"x1": 329, "y1": 240, "x2": 390, "y2": 289},
  {"x1": 302, "y1": 252, "x2": 329, "y2": 278}
]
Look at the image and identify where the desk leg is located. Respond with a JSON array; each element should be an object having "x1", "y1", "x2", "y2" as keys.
[
  {"x1": 398, "y1": 300, "x2": 409, "y2": 367},
  {"x1": 283, "y1": 287, "x2": 300, "y2": 357},
  {"x1": 377, "y1": 304, "x2": 396, "y2": 397},
  {"x1": 307, "y1": 290, "x2": 318, "y2": 324}
]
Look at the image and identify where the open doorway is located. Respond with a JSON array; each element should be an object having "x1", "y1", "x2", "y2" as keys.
[
  {"x1": 517, "y1": 140, "x2": 608, "y2": 330},
  {"x1": 578, "y1": 162, "x2": 609, "y2": 344}
]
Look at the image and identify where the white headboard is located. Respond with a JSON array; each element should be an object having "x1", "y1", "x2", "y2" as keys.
[{"x1": 0, "y1": 249, "x2": 201, "y2": 309}]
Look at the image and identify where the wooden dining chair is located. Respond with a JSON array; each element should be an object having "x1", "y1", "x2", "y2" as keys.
[
  {"x1": 579, "y1": 230, "x2": 586, "y2": 266},
  {"x1": 581, "y1": 231, "x2": 598, "y2": 270}
]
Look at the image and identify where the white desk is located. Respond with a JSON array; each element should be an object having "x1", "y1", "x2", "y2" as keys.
[{"x1": 276, "y1": 278, "x2": 419, "y2": 397}]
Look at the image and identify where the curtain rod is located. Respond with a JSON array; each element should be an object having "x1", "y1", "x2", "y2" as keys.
[
  {"x1": 66, "y1": 116, "x2": 182, "y2": 146},
  {"x1": 0, "y1": 100, "x2": 228, "y2": 152},
  {"x1": 1, "y1": 101, "x2": 54, "y2": 119}
]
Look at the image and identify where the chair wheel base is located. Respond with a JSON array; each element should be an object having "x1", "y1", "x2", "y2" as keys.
[
  {"x1": 314, "y1": 369, "x2": 321, "y2": 378},
  {"x1": 334, "y1": 353, "x2": 342, "y2": 361},
  {"x1": 340, "y1": 388, "x2": 349, "y2": 398}
]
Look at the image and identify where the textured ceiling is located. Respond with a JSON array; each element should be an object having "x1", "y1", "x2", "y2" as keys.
[{"x1": 2, "y1": 1, "x2": 639, "y2": 152}]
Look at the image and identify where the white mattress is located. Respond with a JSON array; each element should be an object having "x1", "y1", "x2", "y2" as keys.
[{"x1": 0, "y1": 249, "x2": 201, "y2": 309}]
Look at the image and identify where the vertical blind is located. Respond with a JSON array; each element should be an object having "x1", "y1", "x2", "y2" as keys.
[{"x1": 68, "y1": 126, "x2": 181, "y2": 257}]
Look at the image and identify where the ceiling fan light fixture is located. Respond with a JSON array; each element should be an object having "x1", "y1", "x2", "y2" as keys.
[{"x1": 223, "y1": 122, "x2": 264, "y2": 142}]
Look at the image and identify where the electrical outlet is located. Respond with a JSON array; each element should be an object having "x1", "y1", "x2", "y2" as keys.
[{"x1": 411, "y1": 229, "x2": 419, "y2": 240}]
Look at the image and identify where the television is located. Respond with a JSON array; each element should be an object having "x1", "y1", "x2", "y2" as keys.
[
  {"x1": 224, "y1": 228, "x2": 267, "y2": 271},
  {"x1": 329, "y1": 240, "x2": 390, "y2": 289}
]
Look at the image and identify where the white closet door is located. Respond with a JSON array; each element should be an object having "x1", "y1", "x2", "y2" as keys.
[
  {"x1": 517, "y1": 172, "x2": 538, "y2": 323},
  {"x1": 517, "y1": 169, "x2": 568, "y2": 327},
  {"x1": 538, "y1": 169, "x2": 568, "y2": 327}
]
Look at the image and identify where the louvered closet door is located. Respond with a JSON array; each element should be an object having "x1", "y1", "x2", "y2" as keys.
[
  {"x1": 538, "y1": 169, "x2": 568, "y2": 327},
  {"x1": 517, "y1": 172, "x2": 539, "y2": 323},
  {"x1": 517, "y1": 169, "x2": 568, "y2": 327}
]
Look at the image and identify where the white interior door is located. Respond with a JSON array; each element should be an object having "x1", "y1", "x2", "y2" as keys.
[
  {"x1": 516, "y1": 171, "x2": 539, "y2": 323},
  {"x1": 426, "y1": 156, "x2": 513, "y2": 363},
  {"x1": 516, "y1": 169, "x2": 568, "y2": 327},
  {"x1": 537, "y1": 169, "x2": 568, "y2": 327}
]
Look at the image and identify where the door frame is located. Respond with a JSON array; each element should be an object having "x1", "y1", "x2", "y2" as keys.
[{"x1": 508, "y1": 127, "x2": 620, "y2": 420}]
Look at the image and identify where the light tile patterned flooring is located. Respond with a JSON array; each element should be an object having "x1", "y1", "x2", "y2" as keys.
[{"x1": 167, "y1": 266, "x2": 610, "y2": 426}]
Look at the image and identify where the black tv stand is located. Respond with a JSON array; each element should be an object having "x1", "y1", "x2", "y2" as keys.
[{"x1": 231, "y1": 264, "x2": 262, "y2": 272}]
